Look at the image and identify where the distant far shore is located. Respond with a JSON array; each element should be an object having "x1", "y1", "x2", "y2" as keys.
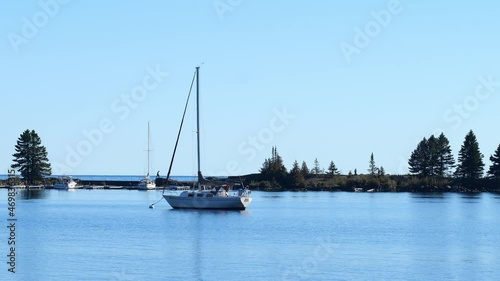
[
  {"x1": 0, "y1": 184, "x2": 498, "y2": 193},
  {"x1": 235, "y1": 173, "x2": 500, "y2": 193},
  {"x1": 1, "y1": 174, "x2": 499, "y2": 193}
]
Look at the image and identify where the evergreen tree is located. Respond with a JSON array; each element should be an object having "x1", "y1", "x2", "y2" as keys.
[
  {"x1": 300, "y1": 161, "x2": 310, "y2": 178},
  {"x1": 436, "y1": 133, "x2": 455, "y2": 177},
  {"x1": 426, "y1": 135, "x2": 439, "y2": 176},
  {"x1": 409, "y1": 134, "x2": 455, "y2": 178},
  {"x1": 327, "y1": 161, "x2": 340, "y2": 176},
  {"x1": 348, "y1": 170, "x2": 352, "y2": 176},
  {"x1": 312, "y1": 158, "x2": 322, "y2": 175},
  {"x1": 354, "y1": 168, "x2": 357, "y2": 175},
  {"x1": 488, "y1": 144, "x2": 500, "y2": 179},
  {"x1": 378, "y1": 166, "x2": 385, "y2": 176},
  {"x1": 272, "y1": 147, "x2": 286, "y2": 175},
  {"x1": 289, "y1": 160, "x2": 305, "y2": 187},
  {"x1": 260, "y1": 146, "x2": 287, "y2": 180},
  {"x1": 368, "y1": 153, "x2": 377, "y2": 175},
  {"x1": 455, "y1": 130, "x2": 484, "y2": 179},
  {"x1": 408, "y1": 137, "x2": 428, "y2": 177},
  {"x1": 260, "y1": 158, "x2": 270, "y2": 173},
  {"x1": 11, "y1": 129, "x2": 52, "y2": 184}
]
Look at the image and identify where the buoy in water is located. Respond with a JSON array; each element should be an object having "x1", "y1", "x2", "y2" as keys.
[{"x1": 149, "y1": 204, "x2": 155, "y2": 209}]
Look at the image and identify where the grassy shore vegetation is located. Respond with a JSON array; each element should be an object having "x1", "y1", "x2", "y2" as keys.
[{"x1": 245, "y1": 130, "x2": 500, "y2": 192}]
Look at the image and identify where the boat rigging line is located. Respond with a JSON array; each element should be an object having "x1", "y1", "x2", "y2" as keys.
[{"x1": 149, "y1": 69, "x2": 197, "y2": 209}]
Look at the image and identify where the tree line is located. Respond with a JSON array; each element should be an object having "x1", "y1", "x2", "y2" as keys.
[
  {"x1": 5, "y1": 128, "x2": 500, "y2": 192},
  {"x1": 254, "y1": 146, "x2": 390, "y2": 191},
  {"x1": 409, "y1": 130, "x2": 500, "y2": 181},
  {"x1": 251, "y1": 130, "x2": 500, "y2": 191}
]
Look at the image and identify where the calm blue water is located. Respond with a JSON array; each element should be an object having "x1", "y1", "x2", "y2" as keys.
[{"x1": 1, "y1": 190, "x2": 499, "y2": 281}]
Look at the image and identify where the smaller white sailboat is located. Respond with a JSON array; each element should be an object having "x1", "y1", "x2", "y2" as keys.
[
  {"x1": 138, "y1": 122, "x2": 156, "y2": 190},
  {"x1": 53, "y1": 176, "x2": 77, "y2": 189}
]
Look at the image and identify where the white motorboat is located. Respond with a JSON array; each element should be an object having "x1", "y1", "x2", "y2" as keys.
[{"x1": 53, "y1": 176, "x2": 77, "y2": 189}]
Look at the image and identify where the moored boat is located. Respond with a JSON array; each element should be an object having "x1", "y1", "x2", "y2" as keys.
[
  {"x1": 138, "y1": 122, "x2": 156, "y2": 190},
  {"x1": 161, "y1": 67, "x2": 252, "y2": 210},
  {"x1": 53, "y1": 176, "x2": 77, "y2": 189}
]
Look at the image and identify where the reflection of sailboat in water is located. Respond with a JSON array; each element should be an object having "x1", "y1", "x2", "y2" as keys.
[
  {"x1": 138, "y1": 122, "x2": 156, "y2": 190},
  {"x1": 192, "y1": 213, "x2": 203, "y2": 279},
  {"x1": 162, "y1": 67, "x2": 252, "y2": 210}
]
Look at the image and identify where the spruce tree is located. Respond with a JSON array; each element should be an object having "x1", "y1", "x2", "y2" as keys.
[
  {"x1": 11, "y1": 129, "x2": 52, "y2": 184},
  {"x1": 289, "y1": 160, "x2": 305, "y2": 187},
  {"x1": 409, "y1": 134, "x2": 455, "y2": 178},
  {"x1": 436, "y1": 133, "x2": 455, "y2": 177},
  {"x1": 327, "y1": 161, "x2": 340, "y2": 176},
  {"x1": 368, "y1": 153, "x2": 377, "y2": 175},
  {"x1": 427, "y1": 135, "x2": 439, "y2": 176},
  {"x1": 408, "y1": 137, "x2": 428, "y2": 177},
  {"x1": 300, "y1": 161, "x2": 310, "y2": 178},
  {"x1": 312, "y1": 158, "x2": 322, "y2": 175},
  {"x1": 455, "y1": 130, "x2": 484, "y2": 179},
  {"x1": 488, "y1": 144, "x2": 500, "y2": 179},
  {"x1": 378, "y1": 166, "x2": 385, "y2": 176},
  {"x1": 259, "y1": 146, "x2": 287, "y2": 183}
]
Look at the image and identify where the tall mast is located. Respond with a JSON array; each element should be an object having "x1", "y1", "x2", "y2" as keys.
[
  {"x1": 196, "y1": 66, "x2": 201, "y2": 191},
  {"x1": 147, "y1": 121, "x2": 151, "y2": 177}
]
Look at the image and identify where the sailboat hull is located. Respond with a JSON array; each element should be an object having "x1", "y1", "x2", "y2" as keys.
[
  {"x1": 163, "y1": 194, "x2": 252, "y2": 210},
  {"x1": 137, "y1": 183, "x2": 156, "y2": 190}
]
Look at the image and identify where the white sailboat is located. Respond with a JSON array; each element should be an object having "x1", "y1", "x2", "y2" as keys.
[
  {"x1": 138, "y1": 122, "x2": 156, "y2": 190},
  {"x1": 162, "y1": 67, "x2": 252, "y2": 210}
]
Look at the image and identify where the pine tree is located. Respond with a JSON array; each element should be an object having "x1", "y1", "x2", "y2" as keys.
[
  {"x1": 488, "y1": 144, "x2": 500, "y2": 179},
  {"x1": 312, "y1": 158, "x2": 322, "y2": 175},
  {"x1": 11, "y1": 129, "x2": 52, "y2": 184},
  {"x1": 271, "y1": 147, "x2": 286, "y2": 175},
  {"x1": 289, "y1": 160, "x2": 305, "y2": 187},
  {"x1": 378, "y1": 166, "x2": 385, "y2": 176},
  {"x1": 259, "y1": 146, "x2": 287, "y2": 183},
  {"x1": 436, "y1": 133, "x2": 455, "y2": 177},
  {"x1": 455, "y1": 130, "x2": 484, "y2": 179},
  {"x1": 368, "y1": 153, "x2": 377, "y2": 175},
  {"x1": 409, "y1": 134, "x2": 455, "y2": 178},
  {"x1": 408, "y1": 137, "x2": 428, "y2": 177},
  {"x1": 300, "y1": 161, "x2": 310, "y2": 178},
  {"x1": 327, "y1": 161, "x2": 340, "y2": 176},
  {"x1": 354, "y1": 168, "x2": 357, "y2": 175},
  {"x1": 426, "y1": 135, "x2": 439, "y2": 176}
]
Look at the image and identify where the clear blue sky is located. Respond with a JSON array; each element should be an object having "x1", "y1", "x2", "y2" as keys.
[{"x1": 1, "y1": 0, "x2": 499, "y2": 176}]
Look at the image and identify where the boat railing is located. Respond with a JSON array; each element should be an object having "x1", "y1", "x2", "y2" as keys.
[{"x1": 237, "y1": 189, "x2": 251, "y2": 197}]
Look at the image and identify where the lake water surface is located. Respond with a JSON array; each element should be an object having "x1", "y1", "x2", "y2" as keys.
[{"x1": 1, "y1": 189, "x2": 499, "y2": 280}]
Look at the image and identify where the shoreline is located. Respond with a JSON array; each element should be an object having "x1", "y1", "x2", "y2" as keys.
[
  {"x1": 0, "y1": 183, "x2": 498, "y2": 193},
  {"x1": 1, "y1": 174, "x2": 499, "y2": 193}
]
